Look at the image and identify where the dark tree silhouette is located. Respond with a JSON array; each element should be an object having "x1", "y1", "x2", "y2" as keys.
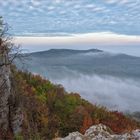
[{"x1": 0, "y1": 17, "x2": 23, "y2": 95}]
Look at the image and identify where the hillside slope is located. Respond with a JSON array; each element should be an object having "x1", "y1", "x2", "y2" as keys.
[{"x1": 11, "y1": 67, "x2": 140, "y2": 139}]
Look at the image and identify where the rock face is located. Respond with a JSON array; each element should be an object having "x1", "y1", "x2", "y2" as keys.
[
  {"x1": 0, "y1": 44, "x2": 23, "y2": 134},
  {"x1": 0, "y1": 46, "x2": 11, "y2": 131},
  {"x1": 9, "y1": 96, "x2": 23, "y2": 134},
  {"x1": 57, "y1": 124, "x2": 140, "y2": 140}
]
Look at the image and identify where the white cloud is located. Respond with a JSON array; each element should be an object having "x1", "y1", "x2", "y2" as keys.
[
  {"x1": 47, "y1": 6, "x2": 55, "y2": 10},
  {"x1": 54, "y1": 0, "x2": 62, "y2": 4},
  {"x1": 31, "y1": 0, "x2": 41, "y2": 6},
  {"x1": 85, "y1": 4, "x2": 96, "y2": 8},
  {"x1": 29, "y1": 5, "x2": 34, "y2": 10},
  {"x1": 0, "y1": 0, "x2": 140, "y2": 36},
  {"x1": 74, "y1": 4, "x2": 81, "y2": 9},
  {"x1": 105, "y1": 0, "x2": 131, "y2": 4},
  {"x1": 105, "y1": 0, "x2": 135, "y2": 5}
]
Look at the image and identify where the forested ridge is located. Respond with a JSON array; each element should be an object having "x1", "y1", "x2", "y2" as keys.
[{"x1": 10, "y1": 67, "x2": 140, "y2": 139}]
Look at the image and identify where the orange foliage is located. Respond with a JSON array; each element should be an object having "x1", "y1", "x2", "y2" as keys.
[
  {"x1": 101, "y1": 111, "x2": 138, "y2": 134},
  {"x1": 80, "y1": 115, "x2": 93, "y2": 134}
]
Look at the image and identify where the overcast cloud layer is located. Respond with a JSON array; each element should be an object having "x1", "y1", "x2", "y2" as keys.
[{"x1": 0, "y1": 0, "x2": 140, "y2": 36}]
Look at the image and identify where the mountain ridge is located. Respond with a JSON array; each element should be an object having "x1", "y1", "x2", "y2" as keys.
[
  {"x1": 17, "y1": 48, "x2": 140, "y2": 80},
  {"x1": 28, "y1": 48, "x2": 140, "y2": 58},
  {"x1": 28, "y1": 48, "x2": 103, "y2": 58}
]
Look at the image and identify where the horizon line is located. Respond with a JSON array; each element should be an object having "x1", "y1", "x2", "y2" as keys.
[{"x1": 14, "y1": 32, "x2": 140, "y2": 45}]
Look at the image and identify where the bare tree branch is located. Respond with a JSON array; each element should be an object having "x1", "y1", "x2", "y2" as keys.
[{"x1": 0, "y1": 17, "x2": 25, "y2": 93}]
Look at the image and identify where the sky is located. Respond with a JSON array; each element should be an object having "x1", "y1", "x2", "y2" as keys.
[
  {"x1": 0, "y1": 0, "x2": 140, "y2": 55},
  {"x1": 0, "y1": 0, "x2": 140, "y2": 36}
]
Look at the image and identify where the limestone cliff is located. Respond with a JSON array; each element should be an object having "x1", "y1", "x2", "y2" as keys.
[
  {"x1": 0, "y1": 40, "x2": 22, "y2": 138},
  {"x1": 0, "y1": 44, "x2": 11, "y2": 131}
]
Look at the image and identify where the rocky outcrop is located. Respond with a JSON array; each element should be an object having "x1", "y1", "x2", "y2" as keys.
[
  {"x1": 9, "y1": 96, "x2": 23, "y2": 134},
  {"x1": 0, "y1": 44, "x2": 23, "y2": 135},
  {"x1": 56, "y1": 124, "x2": 140, "y2": 140},
  {"x1": 0, "y1": 46, "x2": 11, "y2": 131}
]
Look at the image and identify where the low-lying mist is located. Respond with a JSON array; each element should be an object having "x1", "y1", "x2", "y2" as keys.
[{"x1": 51, "y1": 73, "x2": 140, "y2": 112}]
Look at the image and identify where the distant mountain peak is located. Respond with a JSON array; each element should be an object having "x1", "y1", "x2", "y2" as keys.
[
  {"x1": 30, "y1": 48, "x2": 103, "y2": 56},
  {"x1": 47, "y1": 48, "x2": 103, "y2": 53}
]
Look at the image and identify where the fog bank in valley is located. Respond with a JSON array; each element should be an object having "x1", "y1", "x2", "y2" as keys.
[{"x1": 52, "y1": 73, "x2": 140, "y2": 112}]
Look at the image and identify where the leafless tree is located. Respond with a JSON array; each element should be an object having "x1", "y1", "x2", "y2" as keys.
[
  {"x1": 0, "y1": 16, "x2": 24, "y2": 92},
  {"x1": 0, "y1": 17, "x2": 24, "y2": 66}
]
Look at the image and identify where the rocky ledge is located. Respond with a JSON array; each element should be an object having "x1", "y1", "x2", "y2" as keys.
[{"x1": 55, "y1": 124, "x2": 140, "y2": 140}]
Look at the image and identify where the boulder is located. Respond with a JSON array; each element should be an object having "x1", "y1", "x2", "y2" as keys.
[{"x1": 57, "y1": 124, "x2": 140, "y2": 140}]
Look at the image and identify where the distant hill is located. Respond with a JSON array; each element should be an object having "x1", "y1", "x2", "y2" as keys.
[
  {"x1": 30, "y1": 48, "x2": 103, "y2": 57},
  {"x1": 16, "y1": 48, "x2": 140, "y2": 79}
]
